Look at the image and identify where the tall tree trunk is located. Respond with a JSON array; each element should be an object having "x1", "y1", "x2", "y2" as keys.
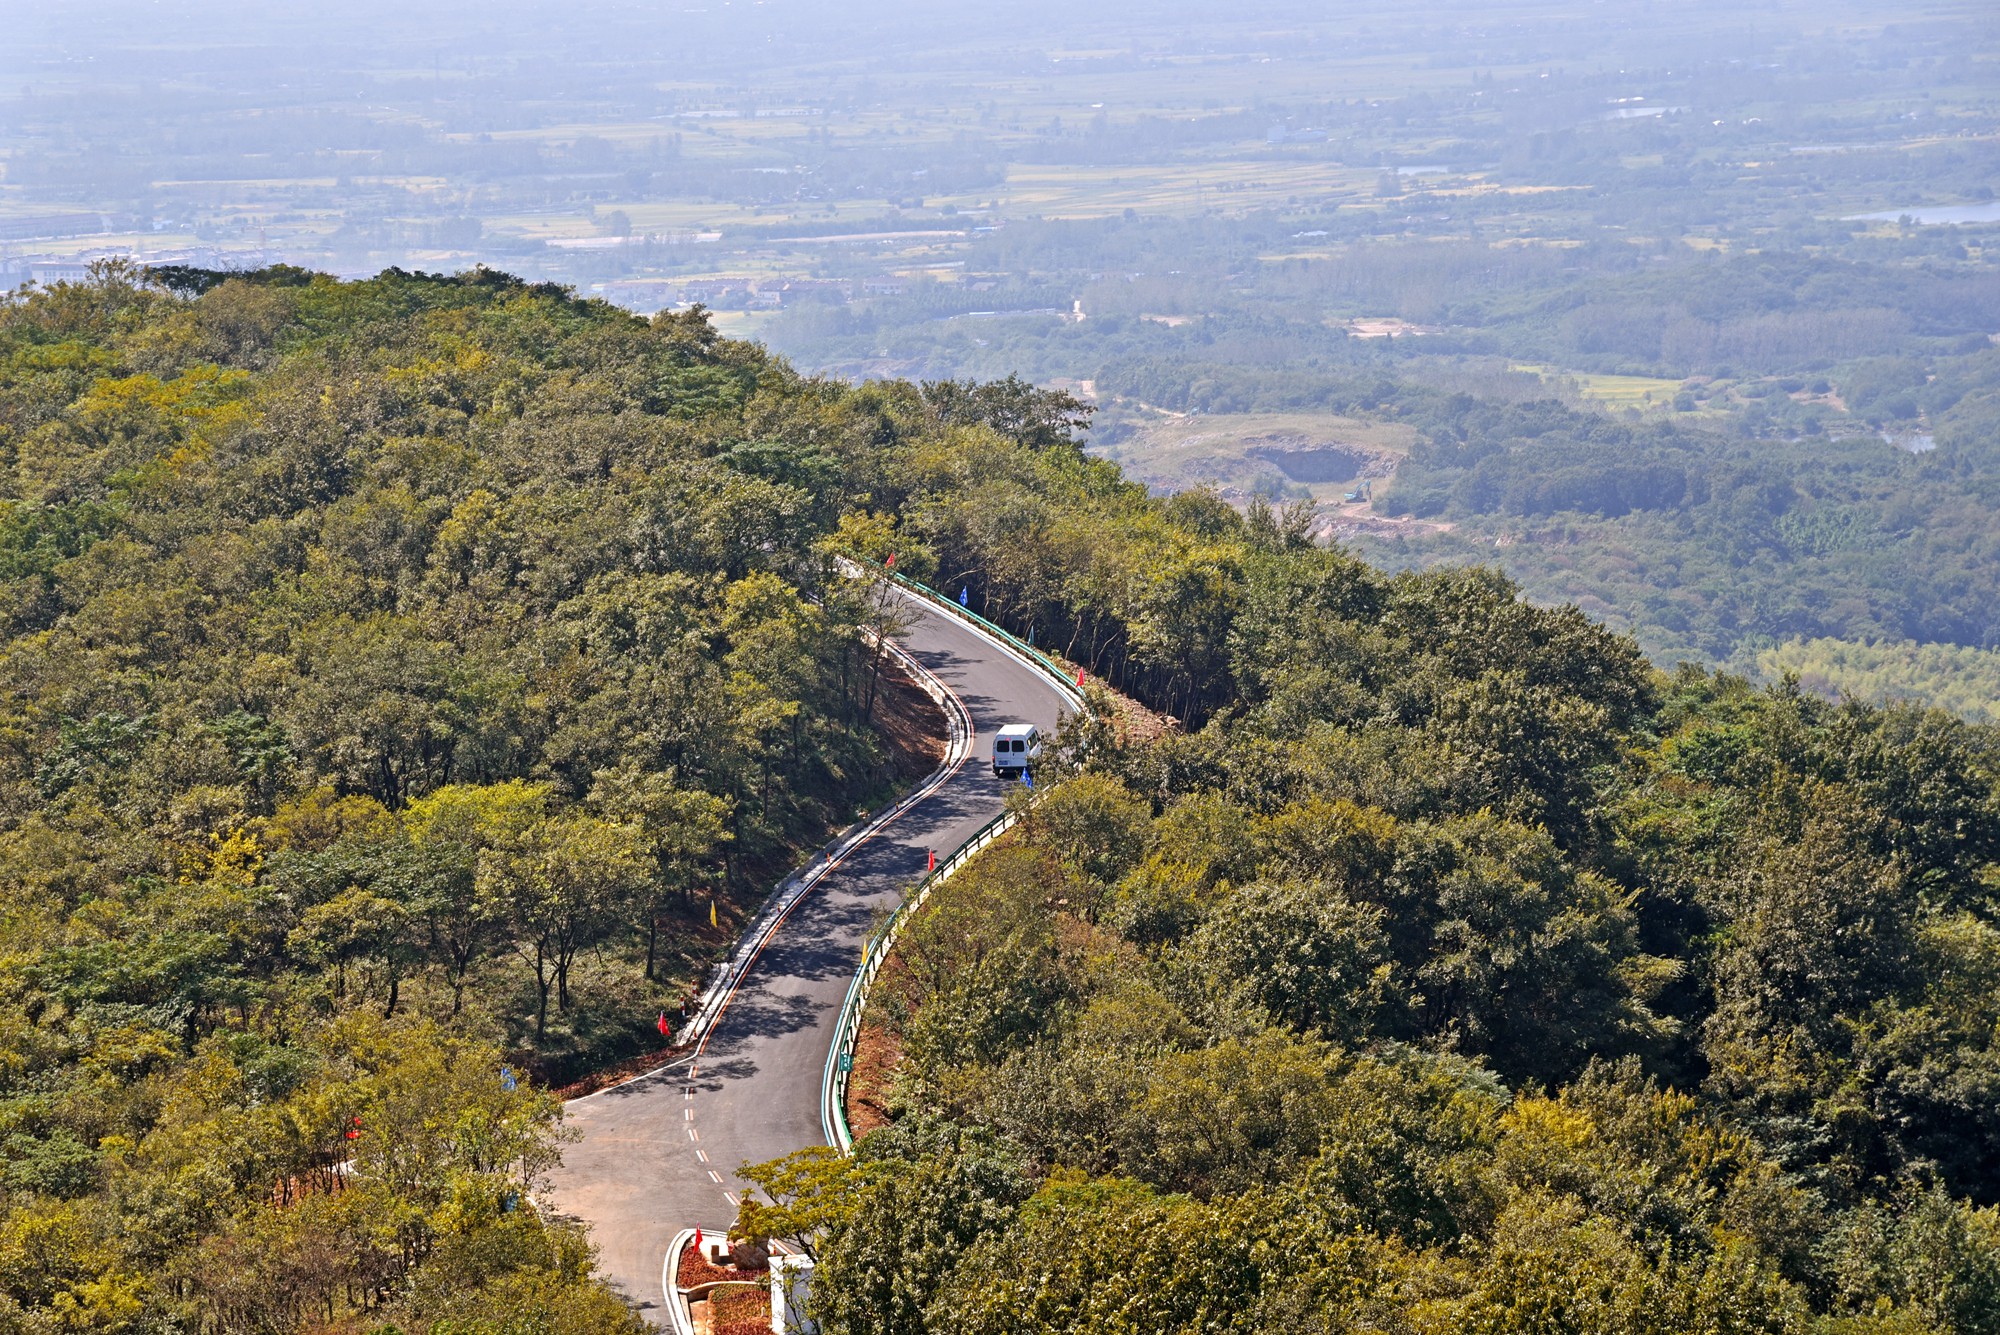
[
  {"x1": 863, "y1": 638, "x2": 887, "y2": 721},
  {"x1": 534, "y1": 940, "x2": 550, "y2": 1037}
]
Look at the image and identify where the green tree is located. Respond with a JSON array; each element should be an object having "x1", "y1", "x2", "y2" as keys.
[
  {"x1": 1175, "y1": 879, "x2": 1398, "y2": 1044},
  {"x1": 588, "y1": 763, "x2": 732, "y2": 980},
  {"x1": 286, "y1": 886, "x2": 415, "y2": 1015},
  {"x1": 489, "y1": 810, "x2": 647, "y2": 1036},
  {"x1": 402, "y1": 780, "x2": 547, "y2": 1016},
  {"x1": 810, "y1": 1141, "x2": 1027, "y2": 1335}
]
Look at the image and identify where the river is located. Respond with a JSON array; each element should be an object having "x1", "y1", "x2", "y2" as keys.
[{"x1": 1846, "y1": 201, "x2": 2000, "y2": 225}]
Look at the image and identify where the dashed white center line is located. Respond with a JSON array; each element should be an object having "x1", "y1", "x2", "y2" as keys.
[
  {"x1": 708, "y1": 1170, "x2": 723, "y2": 1183},
  {"x1": 687, "y1": 1127, "x2": 699, "y2": 1142},
  {"x1": 684, "y1": 1108, "x2": 693, "y2": 1121},
  {"x1": 724, "y1": 1192, "x2": 739, "y2": 1207},
  {"x1": 695, "y1": 1150, "x2": 709, "y2": 1163}
]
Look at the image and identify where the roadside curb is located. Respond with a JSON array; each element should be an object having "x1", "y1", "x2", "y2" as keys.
[
  {"x1": 565, "y1": 634, "x2": 969, "y2": 1108},
  {"x1": 675, "y1": 632, "x2": 972, "y2": 1057},
  {"x1": 661, "y1": 1226, "x2": 696, "y2": 1335}
]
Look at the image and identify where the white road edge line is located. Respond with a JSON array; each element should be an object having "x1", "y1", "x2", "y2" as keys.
[
  {"x1": 671, "y1": 625, "x2": 973, "y2": 1056},
  {"x1": 617, "y1": 569, "x2": 1075, "y2": 1329},
  {"x1": 569, "y1": 614, "x2": 974, "y2": 1109}
]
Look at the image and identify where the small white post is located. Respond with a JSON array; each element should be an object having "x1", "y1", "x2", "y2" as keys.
[{"x1": 770, "y1": 1253, "x2": 815, "y2": 1334}]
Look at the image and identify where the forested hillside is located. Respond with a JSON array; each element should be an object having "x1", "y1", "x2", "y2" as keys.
[
  {"x1": 1074, "y1": 330, "x2": 2000, "y2": 669},
  {"x1": 0, "y1": 264, "x2": 1039, "y2": 1329},
  {"x1": 3, "y1": 265, "x2": 1997, "y2": 1332},
  {"x1": 739, "y1": 424, "x2": 2000, "y2": 1332}
]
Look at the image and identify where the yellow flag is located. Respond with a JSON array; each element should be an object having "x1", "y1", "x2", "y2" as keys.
[{"x1": 710, "y1": 899, "x2": 718, "y2": 929}]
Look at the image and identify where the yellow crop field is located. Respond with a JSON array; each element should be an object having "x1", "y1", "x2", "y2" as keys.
[
  {"x1": 1511, "y1": 364, "x2": 1687, "y2": 409},
  {"x1": 934, "y1": 159, "x2": 1374, "y2": 220}
]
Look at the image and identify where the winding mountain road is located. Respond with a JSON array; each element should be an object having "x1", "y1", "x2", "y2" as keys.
[{"x1": 545, "y1": 586, "x2": 1072, "y2": 1325}]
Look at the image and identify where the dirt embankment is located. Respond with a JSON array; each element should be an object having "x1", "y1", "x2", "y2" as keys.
[
  {"x1": 872, "y1": 655, "x2": 950, "y2": 782},
  {"x1": 844, "y1": 982, "x2": 905, "y2": 1138},
  {"x1": 1318, "y1": 511, "x2": 1456, "y2": 540}
]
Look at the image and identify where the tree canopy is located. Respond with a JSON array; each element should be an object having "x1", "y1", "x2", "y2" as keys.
[
  {"x1": 742, "y1": 425, "x2": 2000, "y2": 1334},
  {"x1": 3, "y1": 263, "x2": 1997, "y2": 1331}
]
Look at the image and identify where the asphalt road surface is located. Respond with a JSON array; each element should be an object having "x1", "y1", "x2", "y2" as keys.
[{"x1": 546, "y1": 589, "x2": 1071, "y2": 1325}]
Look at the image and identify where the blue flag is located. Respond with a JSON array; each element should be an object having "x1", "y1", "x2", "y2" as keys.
[
  {"x1": 959, "y1": 586, "x2": 969, "y2": 607},
  {"x1": 1023, "y1": 771, "x2": 1033, "y2": 789},
  {"x1": 500, "y1": 1065, "x2": 517, "y2": 1092}
]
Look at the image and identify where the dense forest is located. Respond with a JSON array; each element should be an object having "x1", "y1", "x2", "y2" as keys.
[
  {"x1": 2, "y1": 266, "x2": 1997, "y2": 1332},
  {"x1": 1360, "y1": 336, "x2": 2000, "y2": 667},
  {"x1": 737, "y1": 406, "x2": 2000, "y2": 1331},
  {"x1": 0, "y1": 264, "x2": 1029, "y2": 1329},
  {"x1": 13, "y1": 0, "x2": 2000, "y2": 711}
]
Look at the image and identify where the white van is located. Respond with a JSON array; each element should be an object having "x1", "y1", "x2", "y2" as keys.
[{"x1": 991, "y1": 723, "x2": 1041, "y2": 778}]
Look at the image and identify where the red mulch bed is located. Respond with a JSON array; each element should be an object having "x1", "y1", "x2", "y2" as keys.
[
  {"x1": 677, "y1": 1242, "x2": 766, "y2": 1288},
  {"x1": 874, "y1": 657, "x2": 949, "y2": 780},
  {"x1": 710, "y1": 1282, "x2": 771, "y2": 1335},
  {"x1": 844, "y1": 1012, "x2": 902, "y2": 1138}
]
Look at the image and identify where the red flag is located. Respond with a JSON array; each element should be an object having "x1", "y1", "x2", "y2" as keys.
[
  {"x1": 927, "y1": 849, "x2": 936, "y2": 871},
  {"x1": 657, "y1": 1011, "x2": 670, "y2": 1037},
  {"x1": 1076, "y1": 666, "x2": 1086, "y2": 687},
  {"x1": 885, "y1": 552, "x2": 896, "y2": 568},
  {"x1": 694, "y1": 1228, "x2": 702, "y2": 1251}
]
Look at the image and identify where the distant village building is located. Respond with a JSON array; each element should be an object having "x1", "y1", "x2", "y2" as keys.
[
  {"x1": 590, "y1": 279, "x2": 681, "y2": 314},
  {"x1": 677, "y1": 278, "x2": 759, "y2": 308},
  {"x1": 27, "y1": 260, "x2": 100, "y2": 286},
  {"x1": 764, "y1": 278, "x2": 852, "y2": 304}
]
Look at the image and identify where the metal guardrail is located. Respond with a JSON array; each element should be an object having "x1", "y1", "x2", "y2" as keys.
[
  {"x1": 846, "y1": 556, "x2": 1089, "y2": 715},
  {"x1": 820, "y1": 807, "x2": 1017, "y2": 1152},
  {"x1": 820, "y1": 555, "x2": 1094, "y2": 1152}
]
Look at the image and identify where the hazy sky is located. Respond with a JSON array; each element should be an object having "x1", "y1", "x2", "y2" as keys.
[{"x1": 9, "y1": 1, "x2": 1881, "y2": 92}]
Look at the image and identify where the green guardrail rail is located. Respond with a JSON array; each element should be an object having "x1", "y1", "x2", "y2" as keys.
[
  {"x1": 820, "y1": 556, "x2": 1094, "y2": 1151},
  {"x1": 844, "y1": 556, "x2": 1089, "y2": 713},
  {"x1": 820, "y1": 806, "x2": 1015, "y2": 1151}
]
